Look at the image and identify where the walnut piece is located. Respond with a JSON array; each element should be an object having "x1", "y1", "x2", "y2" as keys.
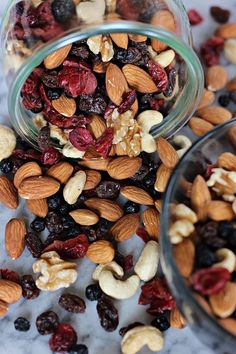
[
  {"x1": 207, "y1": 168, "x2": 236, "y2": 199},
  {"x1": 87, "y1": 35, "x2": 114, "y2": 62}
]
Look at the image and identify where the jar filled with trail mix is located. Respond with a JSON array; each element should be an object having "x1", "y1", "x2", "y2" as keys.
[{"x1": 1, "y1": 0, "x2": 203, "y2": 158}]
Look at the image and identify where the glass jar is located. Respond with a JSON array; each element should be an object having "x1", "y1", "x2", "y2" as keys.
[{"x1": 1, "y1": 0, "x2": 203, "y2": 156}]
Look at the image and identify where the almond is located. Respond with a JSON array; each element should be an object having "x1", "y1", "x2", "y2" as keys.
[
  {"x1": 0, "y1": 176, "x2": 18, "y2": 209},
  {"x1": 122, "y1": 64, "x2": 157, "y2": 93},
  {"x1": 85, "y1": 198, "x2": 123, "y2": 222},
  {"x1": 107, "y1": 156, "x2": 142, "y2": 180},
  {"x1": 69, "y1": 209, "x2": 99, "y2": 226},
  {"x1": 110, "y1": 33, "x2": 128, "y2": 49},
  {"x1": 86, "y1": 240, "x2": 115, "y2": 264},
  {"x1": 106, "y1": 63, "x2": 128, "y2": 105},
  {"x1": 0, "y1": 279, "x2": 22, "y2": 304},
  {"x1": 93, "y1": 60, "x2": 109, "y2": 73},
  {"x1": 47, "y1": 161, "x2": 74, "y2": 184},
  {"x1": 52, "y1": 94, "x2": 76, "y2": 117},
  {"x1": 44, "y1": 44, "x2": 72, "y2": 69},
  {"x1": 13, "y1": 162, "x2": 42, "y2": 188},
  {"x1": 218, "y1": 318, "x2": 236, "y2": 336},
  {"x1": 215, "y1": 23, "x2": 236, "y2": 39},
  {"x1": 206, "y1": 65, "x2": 228, "y2": 92},
  {"x1": 194, "y1": 293, "x2": 213, "y2": 315},
  {"x1": 154, "y1": 199, "x2": 162, "y2": 212},
  {"x1": 156, "y1": 137, "x2": 179, "y2": 168},
  {"x1": 0, "y1": 300, "x2": 8, "y2": 317},
  {"x1": 151, "y1": 10, "x2": 176, "y2": 52},
  {"x1": 155, "y1": 163, "x2": 172, "y2": 193},
  {"x1": 188, "y1": 117, "x2": 214, "y2": 136},
  {"x1": 5, "y1": 218, "x2": 26, "y2": 260},
  {"x1": 26, "y1": 198, "x2": 48, "y2": 218},
  {"x1": 115, "y1": 143, "x2": 127, "y2": 156},
  {"x1": 121, "y1": 186, "x2": 154, "y2": 205},
  {"x1": 209, "y1": 282, "x2": 236, "y2": 318},
  {"x1": 197, "y1": 88, "x2": 215, "y2": 109},
  {"x1": 191, "y1": 175, "x2": 211, "y2": 221},
  {"x1": 179, "y1": 177, "x2": 192, "y2": 198},
  {"x1": 207, "y1": 201, "x2": 235, "y2": 221},
  {"x1": 84, "y1": 170, "x2": 101, "y2": 190},
  {"x1": 142, "y1": 208, "x2": 160, "y2": 239},
  {"x1": 88, "y1": 114, "x2": 106, "y2": 139},
  {"x1": 226, "y1": 76, "x2": 236, "y2": 92},
  {"x1": 78, "y1": 157, "x2": 111, "y2": 171},
  {"x1": 170, "y1": 308, "x2": 186, "y2": 329},
  {"x1": 228, "y1": 125, "x2": 236, "y2": 147},
  {"x1": 173, "y1": 239, "x2": 195, "y2": 278},
  {"x1": 19, "y1": 176, "x2": 60, "y2": 200},
  {"x1": 197, "y1": 106, "x2": 232, "y2": 125},
  {"x1": 128, "y1": 34, "x2": 147, "y2": 42},
  {"x1": 217, "y1": 152, "x2": 236, "y2": 171},
  {"x1": 110, "y1": 213, "x2": 140, "y2": 242}
]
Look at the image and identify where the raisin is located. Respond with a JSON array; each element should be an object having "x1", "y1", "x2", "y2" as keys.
[
  {"x1": 164, "y1": 68, "x2": 177, "y2": 97},
  {"x1": 46, "y1": 211, "x2": 64, "y2": 234},
  {"x1": 119, "y1": 322, "x2": 143, "y2": 337},
  {"x1": 69, "y1": 344, "x2": 88, "y2": 354},
  {"x1": 59, "y1": 203, "x2": 70, "y2": 215},
  {"x1": 48, "y1": 194, "x2": 62, "y2": 210},
  {"x1": 115, "y1": 47, "x2": 142, "y2": 64},
  {"x1": 85, "y1": 284, "x2": 103, "y2": 301},
  {"x1": 46, "y1": 88, "x2": 62, "y2": 100},
  {"x1": 30, "y1": 218, "x2": 45, "y2": 233},
  {"x1": 218, "y1": 221, "x2": 234, "y2": 239},
  {"x1": 21, "y1": 275, "x2": 40, "y2": 300},
  {"x1": 25, "y1": 232, "x2": 44, "y2": 258},
  {"x1": 142, "y1": 172, "x2": 156, "y2": 191},
  {"x1": 115, "y1": 252, "x2": 133, "y2": 272},
  {"x1": 136, "y1": 227, "x2": 150, "y2": 243},
  {"x1": 62, "y1": 215, "x2": 76, "y2": 230},
  {"x1": 78, "y1": 93, "x2": 107, "y2": 115},
  {"x1": 96, "y1": 181, "x2": 120, "y2": 199},
  {"x1": 41, "y1": 146, "x2": 61, "y2": 165},
  {"x1": 116, "y1": 0, "x2": 139, "y2": 21},
  {"x1": 69, "y1": 128, "x2": 95, "y2": 151},
  {"x1": 218, "y1": 94, "x2": 230, "y2": 107},
  {"x1": 131, "y1": 165, "x2": 149, "y2": 182},
  {"x1": 0, "y1": 158, "x2": 13, "y2": 174},
  {"x1": 14, "y1": 317, "x2": 30, "y2": 332},
  {"x1": 195, "y1": 245, "x2": 217, "y2": 268},
  {"x1": 49, "y1": 323, "x2": 77, "y2": 352},
  {"x1": 210, "y1": 6, "x2": 230, "y2": 24},
  {"x1": 52, "y1": 0, "x2": 75, "y2": 23},
  {"x1": 37, "y1": 126, "x2": 51, "y2": 150},
  {"x1": 41, "y1": 71, "x2": 59, "y2": 88},
  {"x1": 188, "y1": 9, "x2": 203, "y2": 25},
  {"x1": 123, "y1": 201, "x2": 140, "y2": 214},
  {"x1": 59, "y1": 293, "x2": 86, "y2": 313},
  {"x1": 96, "y1": 219, "x2": 112, "y2": 239},
  {"x1": 197, "y1": 222, "x2": 227, "y2": 250},
  {"x1": 191, "y1": 267, "x2": 231, "y2": 295},
  {"x1": 44, "y1": 232, "x2": 64, "y2": 247},
  {"x1": 151, "y1": 315, "x2": 170, "y2": 331},
  {"x1": 70, "y1": 45, "x2": 90, "y2": 59},
  {"x1": 97, "y1": 296, "x2": 119, "y2": 332},
  {"x1": 36, "y1": 311, "x2": 60, "y2": 335}
]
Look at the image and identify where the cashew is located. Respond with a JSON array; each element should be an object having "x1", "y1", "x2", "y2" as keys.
[
  {"x1": 213, "y1": 248, "x2": 236, "y2": 273},
  {"x1": 62, "y1": 142, "x2": 85, "y2": 158},
  {"x1": 76, "y1": 0, "x2": 105, "y2": 24},
  {"x1": 141, "y1": 133, "x2": 157, "y2": 153},
  {"x1": 224, "y1": 39, "x2": 236, "y2": 64},
  {"x1": 134, "y1": 241, "x2": 159, "y2": 281},
  {"x1": 92, "y1": 261, "x2": 124, "y2": 281},
  {"x1": 63, "y1": 170, "x2": 87, "y2": 205},
  {"x1": 137, "y1": 110, "x2": 163, "y2": 133},
  {"x1": 172, "y1": 135, "x2": 192, "y2": 158},
  {"x1": 173, "y1": 204, "x2": 198, "y2": 223},
  {"x1": 50, "y1": 125, "x2": 68, "y2": 145},
  {"x1": 98, "y1": 270, "x2": 140, "y2": 299},
  {"x1": 87, "y1": 35, "x2": 114, "y2": 62},
  {"x1": 32, "y1": 113, "x2": 47, "y2": 129},
  {"x1": 121, "y1": 325, "x2": 164, "y2": 354},
  {"x1": 0, "y1": 125, "x2": 16, "y2": 162},
  {"x1": 154, "y1": 49, "x2": 175, "y2": 68},
  {"x1": 169, "y1": 220, "x2": 194, "y2": 244}
]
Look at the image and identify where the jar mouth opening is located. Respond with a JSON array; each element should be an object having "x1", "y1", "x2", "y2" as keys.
[{"x1": 8, "y1": 21, "x2": 204, "y2": 148}]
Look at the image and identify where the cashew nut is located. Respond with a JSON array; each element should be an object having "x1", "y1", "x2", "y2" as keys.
[
  {"x1": 92, "y1": 261, "x2": 124, "y2": 281},
  {"x1": 141, "y1": 133, "x2": 157, "y2": 153},
  {"x1": 0, "y1": 124, "x2": 16, "y2": 162},
  {"x1": 63, "y1": 170, "x2": 87, "y2": 205},
  {"x1": 154, "y1": 49, "x2": 175, "y2": 68},
  {"x1": 173, "y1": 204, "x2": 198, "y2": 223},
  {"x1": 169, "y1": 220, "x2": 195, "y2": 244},
  {"x1": 62, "y1": 142, "x2": 85, "y2": 158},
  {"x1": 98, "y1": 270, "x2": 140, "y2": 299},
  {"x1": 32, "y1": 113, "x2": 47, "y2": 129},
  {"x1": 213, "y1": 248, "x2": 236, "y2": 273},
  {"x1": 134, "y1": 241, "x2": 159, "y2": 281},
  {"x1": 137, "y1": 110, "x2": 163, "y2": 133},
  {"x1": 121, "y1": 325, "x2": 164, "y2": 354},
  {"x1": 76, "y1": 0, "x2": 105, "y2": 24},
  {"x1": 50, "y1": 125, "x2": 68, "y2": 145},
  {"x1": 172, "y1": 135, "x2": 192, "y2": 158}
]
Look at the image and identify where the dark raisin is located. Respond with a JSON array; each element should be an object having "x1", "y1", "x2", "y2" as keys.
[
  {"x1": 37, "y1": 126, "x2": 51, "y2": 151},
  {"x1": 151, "y1": 315, "x2": 170, "y2": 331},
  {"x1": 69, "y1": 344, "x2": 88, "y2": 354},
  {"x1": 49, "y1": 323, "x2": 77, "y2": 353},
  {"x1": 44, "y1": 232, "x2": 64, "y2": 246},
  {"x1": 218, "y1": 221, "x2": 234, "y2": 238},
  {"x1": 97, "y1": 296, "x2": 119, "y2": 332},
  {"x1": 138, "y1": 93, "x2": 152, "y2": 110},
  {"x1": 14, "y1": 317, "x2": 30, "y2": 332},
  {"x1": 115, "y1": 252, "x2": 133, "y2": 272},
  {"x1": 59, "y1": 204, "x2": 70, "y2": 215},
  {"x1": 12, "y1": 158, "x2": 24, "y2": 173},
  {"x1": 131, "y1": 165, "x2": 149, "y2": 182},
  {"x1": 80, "y1": 226, "x2": 97, "y2": 243},
  {"x1": 230, "y1": 91, "x2": 236, "y2": 104},
  {"x1": 70, "y1": 45, "x2": 90, "y2": 59},
  {"x1": 123, "y1": 201, "x2": 140, "y2": 214},
  {"x1": 62, "y1": 215, "x2": 76, "y2": 230},
  {"x1": 66, "y1": 225, "x2": 82, "y2": 238},
  {"x1": 119, "y1": 322, "x2": 143, "y2": 337},
  {"x1": 164, "y1": 68, "x2": 177, "y2": 97},
  {"x1": 41, "y1": 71, "x2": 58, "y2": 88},
  {"x1": 143, "y1": 172, "x2": 156, "y2": 190},
  {"x1": 46, "y1": 88, "x2": 62, "y2": 100},
  {"x1": 52, "y1": 0, "x2": 75, "y2": 23},
  {"x1": 218, "y1": 94, "x2": 230, "y2": 107},
  {"x1": 0, "y1": 158, "x2": 13, "y2": 174},
  {"x1": 59, "y1": 293, "x2": 86, "y2": 313},
  {"x1": 197, "y1": 222, "x2": 227, "y2": 250},
  {"x1": 96, "y1": 181, "x2": 120, "y2": 199},
  {"x1": 78, "y1": 93, "x2": 107, "y2": 115},
  {"x1": 48, "y1": 194, "x2": 62, "y2": 210},
  {"x1": 85, "y1": 284, "x2": 103, "y2": 301},
  {"x1": 46, "y1": 211, "x2": 64, "y2": 234},
  {"x1": 25, "y1": 232, "x2": 44, "y2": 258},
  {"x1": 195, "y1": 245, "x2": 217, "y2": 268},
  {"x1": 96, "y1": 219, "x2": 112, "y2": 239},
  {"x1": 36, "y1": 311, "x2": 59, "y2": 335},
  {"x1": 115, "y1": 47, "x2": 142, "y2": 64},
  {"x1": 228, "y1": 229, "x2": 236, "y2": 248},
  {"x1": 70, "y1": 195, "x2": 86, "y2": 209},
  {"x1": 30, "y1": 218, "x2": 45, "y2": 232},
  {"x1": 210, "y1": 6, "x2": 230, "y2": 24},
  {"x1": 21, "y1": 275, "x2": 40, "y2": 300}
]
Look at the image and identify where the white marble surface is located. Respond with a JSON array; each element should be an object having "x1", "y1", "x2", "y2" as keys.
[{"x1": 0, "y1": 1, "x2": 235, "y2": 354}]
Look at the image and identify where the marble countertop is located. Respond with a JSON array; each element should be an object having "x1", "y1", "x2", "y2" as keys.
[{"x1": 0, "y1": 1, "x2": 235, "y2": 353}]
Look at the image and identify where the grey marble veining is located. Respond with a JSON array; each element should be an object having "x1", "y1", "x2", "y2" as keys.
[{"x1": 0, "y1": 0, "x2": 235, "y2": 353}]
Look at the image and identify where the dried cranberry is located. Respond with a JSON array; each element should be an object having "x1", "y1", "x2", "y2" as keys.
[
  {"x1": 118, "y1": 90, "x2": 136, "y2": 114},
  {"x1": 119, "y1": 322, "x2": 143, "y2": 337},
  {"x1": 39, "y1": 83, "x2": 52, "y2": 107},
  {"x1": 200, "y1": 36, "x2": 224, "y2": 67},
  {"x1": 41, "y1": 71, "x2": 59, "y2": 88},
  {"x1": 96, "y1": 181, "x2": 120, "y2": 199},
  {"x1": 191, "y1": 267, "x2": 231, "y2": 295},
  {"x1": 148, "y1": 60, "x2": 168, "y2": 92},
  {"x1": 44, "y1": 107, "x2": 91, "y2": 129},
  {"x1": 69, "y1": 127, "x2": 95, "y2": 151},
  {"x1": 149, "y1": 98, "x2": 165, "y2": 111},
  {"x1": 147, "y1": 298, "x2": 176, "y2": 315},
  {"x1": 205, "y1": 164, "x2": 216, "y2": 179},
  {"x1": 94, "y1": 128, "x2": 114, "y2": 157},
  {"x1": 116, "y1": 0, "x2": 139, "y2": 21},
  {"x1": 104, "y1": 103, "x2": 116, "y2": 120},
  {"x1": 79, "y1": 93, "x2": 107, "y2": 115},
  {"x1": 136, "y1": 227, "x2": 149, "y2": 243},
  {"x1": 97, "y1": 296, "x2": 119, "y2": 332},
  {"x1": 36, "y1": 311, "x2": 59, "y2": 335},
  {"x1": 188, "y1": 9, "x2": 203, "y2": 25},
  {"x1": 59, "y1": 293, "x2": 86, "y2": 313},
  {"x1": 49, "y1": 323, "x2": 77, "y2": 353},
  {"x1": 115, "y1": 254, "x2": 133, "y2": 272},
  {"x1": 0, "y1": 269, "x2": 20, "y2": 284},
  {"x1": 44, "y1": 234, "x2": 89, "y2": 259},
  {"x1": 21, "y1": 275, "x2": 40, "y2": 300},
  {"x1": 41, "y1": 147, "x2": 61, "y2": 165},
  {"x1": 210, "y1": 6, "x2": 230, "y2": 24},
  {"x1": 21, "y1": 72, "x2": 43, "y2": 112},
  {"x1": 12, "y1": 148, "x2": 42, "y2": 161},
  {"x1": 25, "y1": 232, "x2": 44, "y2": 258}
]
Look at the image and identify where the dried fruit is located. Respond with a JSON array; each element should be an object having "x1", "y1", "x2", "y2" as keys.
[
  {"x1": 25, "y1": 232, "x2": 44, "y2": 258},
  {"x1": 21, "y1": 275, "x2": 40, "y2": 300},
  {"x1": 36, "y1": 310, "x2": 59, "y2": 335},
  {"x1": 14, "y1": 317, "x2": 30, "y2": 332},
  {"x1": 49, "y1": 323, "x2": 77, "y2": 353},
  {"x1": 210, "y1": 6, "x2": 230, "y2": 24},
  {"x1": 44, "y1": 234, "x2": 89, "y2": 259},
  {"x1": 97, "y1": 295, "x2": 119, "y2": 332},
  {"x1": 188, "y1": 9, "x2": 203, "y2": 25},
  {"x1": 59, "y1": 293, "x2": 86, "y2": 313}
]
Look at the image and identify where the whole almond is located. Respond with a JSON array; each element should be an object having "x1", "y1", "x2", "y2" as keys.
[
  {"x1": 85, "y1": 198, "x2": 123, "y2": 222},
  {"x1": 86, "y1": 240, "x2": 115, "y2": 264},
  {"x1": 69, "y1": 209, "x2": 99, "y2": 226},
  {"x1": 215, "y1": 23, "x2": 236, "y2": 39},
  {"x1": 173, "y1": 239, "x2": 195, "y2": 278},
  {"x1": 0, "y1": 300, "x2": 8, "y2": 317},
  {"x1": 142, "y1": 208, "x2": 160, "y2": 239},
  {"x1": 218, "y1": 318, "x2": 236, "y2": 336},
  {"x1": 79, "y1": 157, "x2": 111, "y2": 171},
  {"x1": 52, "y1": 94, "x2": 76, "y2": 117},
  {"x1": 194, "y1": 293, "x2": 213, "y2": 315},
  {"x1": 189, "y1": 117, "x2": 214, "y2": 136},
  {"x1": 209, "y1": 282, "x2": 236, "y2": 318},
  {"x1": 128, "y1": 34, "x2": 147, "y2": 42},
  {"x1": 207, "y1": 201, "x2": 235, "y2": 221},
  {"x1": 197, "y1": 106, "x2": 232, "y2": 125},
  {"x1": 88, "y1": 114, "x2": 106, "y2": 139},
  {"x1": 154, "y1": 199, "x2": 162, "y2": 212},
  {"x1": 110, "y1": 213, "x2": 140, "y2": 242},
  {"x1": 156, "y1": 137, "x2": 179, "y2": 168},
  {"x1": 151, "y1": 10, "x2": 176, "y2": 52},
  {"x1": 44, "y1": 44, "x2": 72, "y2": 69},
  {"x1": 84, "y1": 170, "x2": 101, "y2": 190},
  {"x1": 121, "y1": 186, "x2": 154, "y2": 205},
  {"x1": 106, "y1": 63, "x2": 128, "y2": 105},
  {"x1": 26, "y1": 198, "x2": 48, "y2": 218},
  {"x1": 110, "y1": 33, "x2": 128, "y2": 49},
  {"x1": 47, "y1": 161, "x2": 74, "y2": 184},
  {"x1": 228, "y1": 125, "x2": 236, "y2": 147},
  {"x1": 217, "y1": 152, "x2": 236, "y2": 171},
  {"x1": 155, "y1": 163, "x2": 172, "y2": 193},
  {"x1": 197, "y1": 89, "x2": 215, "y2": 109},
  {"x1": 206, "y1": 65, "x2": 228, "y2": 92},
  {"x1": 122, "y1": 64, "x2": 157, "y2": 93},
  {"x1": 179, "y1": 177, "x2": 192, "y2": 198},
  {"x1": 93, "y1": 60, "x2": 109, "y2": 73},
  {"x1": 170, "y1": 308, "x2": 186, "y2": 329},
  {"x1": 226, "y1": 76, "x2": 236, "y2": 92},
  {"x1": 107, "y1": 156, "x2": 142, "y2": 180},
  {"x1": 13, "y1": 162, "x2": 42, "y2": 188},
  {"x1": 5, "y1": 218, "x2": 26, "y2": 260},
  {"x1": 0, "y1": 176, "x2": 18, "y2": 209},
  {"x1": 0, "y1": 279, "x2": 22, "y2": 304},
  {"x1": 191, "y1": 175, "x2": 211, "y2": 221},
  {"x1": 19, "y1": 176, "x2": 60, "y2": 200}
]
